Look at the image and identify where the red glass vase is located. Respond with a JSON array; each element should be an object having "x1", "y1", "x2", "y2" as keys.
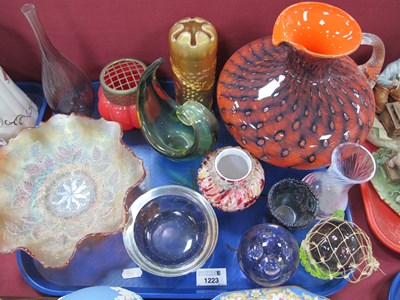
[
  {"x1": 98, "y1": 86, "x2": 140, "y2": 130},
  {"x1": 99, "y1": 58, "x2": 146, "y2": 131}
]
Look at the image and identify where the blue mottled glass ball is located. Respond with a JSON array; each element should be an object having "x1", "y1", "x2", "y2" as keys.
[{"x1": 237, "y1": 223, "x2": 299, "y2": 287}]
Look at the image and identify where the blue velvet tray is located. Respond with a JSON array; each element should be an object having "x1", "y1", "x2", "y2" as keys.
[
  {"x1": 389, "y1": 272, "x2": 400, "y2": 300},
  {"x1": 16, "y1": 81, "x2": 351, "y2": 299},
  {"x1": 18, "y1": 81, "x2": 48, "y2": 127}
]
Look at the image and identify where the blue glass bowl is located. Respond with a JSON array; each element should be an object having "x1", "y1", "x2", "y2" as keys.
[
  {"x1": 123, "y1": 185, "x2": 218, "y2": 277},
  {"x1": 237, "y1": 223, "x2": 299, "y2": 287}
]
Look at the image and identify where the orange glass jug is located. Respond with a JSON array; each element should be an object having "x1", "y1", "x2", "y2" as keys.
[{"x1": 217, "y1": 2, "x2": 385, "y2": 170}]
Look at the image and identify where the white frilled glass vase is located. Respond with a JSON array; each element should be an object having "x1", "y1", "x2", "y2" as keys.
[{"x1": 303, "y1": 142, "x2": 376, "y2": 217}]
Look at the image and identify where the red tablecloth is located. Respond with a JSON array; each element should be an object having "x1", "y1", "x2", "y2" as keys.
[{"x1": 0, "y1": 186, "x2": 399, "y2": 299}]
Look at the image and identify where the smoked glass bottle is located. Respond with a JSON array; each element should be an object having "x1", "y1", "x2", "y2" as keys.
[{"x1": 21, "y1": 3, "x2": 94, "y2": 116}]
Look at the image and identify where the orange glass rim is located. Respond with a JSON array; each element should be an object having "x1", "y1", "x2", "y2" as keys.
[{"x1": 272, "y1": 2, "x2": 362, "y2": 58}]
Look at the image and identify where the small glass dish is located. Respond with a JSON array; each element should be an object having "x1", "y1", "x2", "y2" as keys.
[
  {"x1": 0, "y1": 113, "x2": 146, "y2": 268},
  {"x1": 123, "y1": 185, "x2": 219, "y2": 277}
]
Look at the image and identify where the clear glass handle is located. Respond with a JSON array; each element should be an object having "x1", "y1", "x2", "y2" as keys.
[{"x1": 359, "y1": 33, "x2": 385, "y2": 89}]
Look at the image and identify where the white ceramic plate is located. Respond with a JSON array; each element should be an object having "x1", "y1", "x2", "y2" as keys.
[
  {"x1": 212, "y1": 286, "x2": 328, "y2": 300},
  {"x1": 60, "y1": 286, "x2": 143, "y2": 300}
]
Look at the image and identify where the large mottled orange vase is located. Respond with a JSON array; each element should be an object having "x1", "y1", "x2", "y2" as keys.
[{"x1": 217, "y1": 2, "x2": 385, "y2": 170}]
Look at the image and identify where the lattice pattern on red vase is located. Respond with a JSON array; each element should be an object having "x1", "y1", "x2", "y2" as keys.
[{"x1": 100, "y1": 58, "x2": 146, "y2": 106}]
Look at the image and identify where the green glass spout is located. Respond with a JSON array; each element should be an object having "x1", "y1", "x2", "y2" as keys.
[{"x1": 136, "y1": 58, "x2": 218, "y2": 159}]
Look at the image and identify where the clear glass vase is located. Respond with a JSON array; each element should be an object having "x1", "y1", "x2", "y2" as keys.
[
  {"x1": 303, "y1": 142, "x2": 376, "y2": 217},
  {"x1": 21, "y1": 3, "x2": 94, "y2": 116}
]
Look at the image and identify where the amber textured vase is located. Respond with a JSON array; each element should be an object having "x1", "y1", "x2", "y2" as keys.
[
  {"x1": 217, "y1": 2, "x2": 385, "y2": 170},
  {"x1": 169, "y1": 17, "x2": 218, "y2": 109}
]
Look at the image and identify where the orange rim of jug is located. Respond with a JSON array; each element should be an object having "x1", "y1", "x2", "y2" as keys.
[{"x1": 272, "y1": 2, "x2": 362, "y2": 58}]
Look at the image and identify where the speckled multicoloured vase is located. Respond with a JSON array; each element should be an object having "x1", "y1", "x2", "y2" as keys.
[
  {"x1": 197, "y1": 146, "x2": 265, "y2": 212},
  {"x1": 217, "y1": 2, "x2": 385, "y2": 170}
]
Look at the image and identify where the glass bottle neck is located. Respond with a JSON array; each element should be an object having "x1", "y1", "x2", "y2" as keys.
[{"x1": 21, "y1": 4, "x2": 59, "y2": 59}]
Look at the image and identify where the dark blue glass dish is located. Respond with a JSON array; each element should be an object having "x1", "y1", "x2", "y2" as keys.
[
  {"x1": 133, "y1": 195, "x2": 208, "y2": 266},
  {"x1": 123, "y1": 185, "x2": 218, "y2": 277}
]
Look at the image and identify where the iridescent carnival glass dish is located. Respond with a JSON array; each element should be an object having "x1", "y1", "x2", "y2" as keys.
[{"x1": 0, "y1": 114, "x2": 145, "y2": 268}]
